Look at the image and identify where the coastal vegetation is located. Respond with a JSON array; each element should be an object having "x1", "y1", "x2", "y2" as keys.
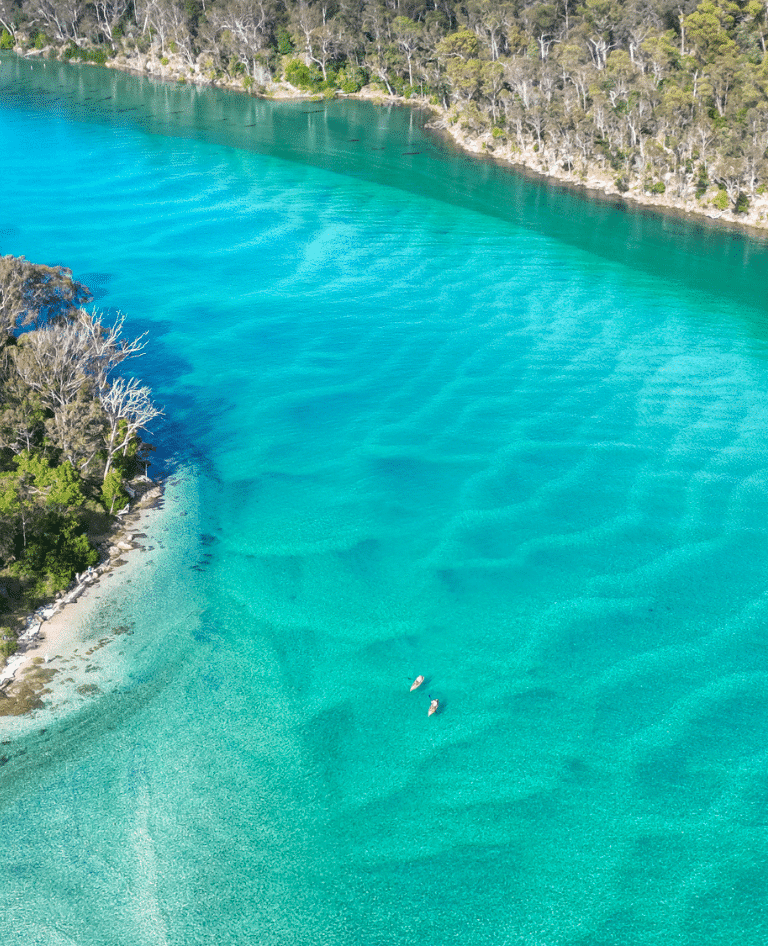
[
  {"x1": 0, "y1": 255, "x2": 161, "y2": 651},
  {"x1": 4, "y1": 0, "x2": 768, "y2": 221}
]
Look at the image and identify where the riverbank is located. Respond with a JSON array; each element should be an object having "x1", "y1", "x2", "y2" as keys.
[
  {"x1": 17, "y1": 44, "x2": 767, "y2": 235},
  {"x1": 0, "y1": 479, "x2": 164, "y2": 718},
  {"x1": 433, "y1": 119, "x2": 768, "y2": 236}
]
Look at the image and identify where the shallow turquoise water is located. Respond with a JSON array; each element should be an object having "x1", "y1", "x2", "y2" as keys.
[{"x1": 2, "y1": 57, "x2": 768, "y2": 945}]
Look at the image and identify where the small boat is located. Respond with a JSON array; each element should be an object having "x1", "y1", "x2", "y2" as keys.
[
  {"x1": 410, "y1": 675, "x2": 425, "y2": 691},
  {"x1": 428, "y1": 698, "x2": 439, "y2": 716}
]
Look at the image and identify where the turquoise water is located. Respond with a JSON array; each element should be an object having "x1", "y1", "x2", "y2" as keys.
[{"x1": 2, "y1": 56, "x2": 768, "y2": 945}]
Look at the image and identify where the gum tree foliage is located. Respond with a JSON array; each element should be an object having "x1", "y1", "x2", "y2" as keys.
[
  {"x1": 100, "y1": 376, "x2": 163, "y2": 480},
  {"x1": 2, "y1": 15, "x2": 760, "y2": 398},
  {"x1": 12, "y1": 310, "x2": 149, "y2": 473},
  {"x1": 11, "y1": 0, "x2": 766, "y2": 205},
  {"x1": 0, "y1": 255, "x2": 91, "y2": 343},
  {"x1": 0, "y1": 257, "x2": 161, "y2": 604}
]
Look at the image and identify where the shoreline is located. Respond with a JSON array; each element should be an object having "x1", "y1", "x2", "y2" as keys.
[
  {"x1": 0, "y1": 479, "x2": 164, "y2": 718},
  {"x1": 431, "y1": 118, "x2": 768, "y2": 239},
  {"x1": 14, "y1": 45, "x2": 768, "y2": 236}
]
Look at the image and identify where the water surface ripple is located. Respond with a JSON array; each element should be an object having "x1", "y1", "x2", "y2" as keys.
[{"x1": 1, "y1": 56, "x2": 768, "y2": 946}]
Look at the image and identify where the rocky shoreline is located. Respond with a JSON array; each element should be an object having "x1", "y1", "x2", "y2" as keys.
[
  {"x1": 433, "y1": 119, "x2": 768, "y2": 236},
  {"x1": 15, "y1": 43, "x2": 768, "y2": 236}
]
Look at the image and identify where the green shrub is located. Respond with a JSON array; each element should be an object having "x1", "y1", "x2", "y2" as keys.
[
  {"x1": 160, "y1": 56, "x2": 169, "y2": 65},
  {"x1": 33, "y1": 32, "x2": 48, "y2": 49},
  {"x1": 615, "y1": 176, "x2": 629, "y2": 193},
  {"x1": 63, "y1": 43, "x2": 110, "y2": 64},
  {"x1": 712, "y1": 189, "x2": 729, "y2": 211},
  {"x1": 277, "y1": 29, "x2": 294, "y2": 55},
  {"x1": 491, "y1": 126, "x2": 505, "y2": 139},
  {"x1": 695, "y1": 164, "x2": 708, "y2": 198},
  {"x1": 318, "y1": 68, "x2": 338, "y2": 93},
  {"x1": 0, "y1": 29, "x2": 13, "y2": 49},
  {"x1": 285, "y1": 58, "x2": 321, "y2": 91},
  {"x1": 0, "y1": 631, "x2": 17, "y2": 661},
  {"x1": 337, "y1": 65, "x2": 367, "y2": 93},
  {"x1": 13, "y1": 514, "x2": 98, "y2": 598},
  {"x1": 102, "y1": 468, "x2": 129, "y2": 515},
  {"x1": 650, "y1": 181, "x2": 666, "y2": 195},
  {"x1": 735, "y1": 191, "x2": 750, "y2": 213}
]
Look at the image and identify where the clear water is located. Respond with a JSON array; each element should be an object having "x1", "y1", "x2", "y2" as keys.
[{"x1": 2, "y1": 57, "x2": 768, "y2": 945}]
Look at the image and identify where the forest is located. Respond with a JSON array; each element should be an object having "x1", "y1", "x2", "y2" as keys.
[
  {"x1": 2, "y1": 0, "x2": 768, "y2": 213},
  {"x1": 0, "y1": 255, "x2": 161, "y2": 650}
]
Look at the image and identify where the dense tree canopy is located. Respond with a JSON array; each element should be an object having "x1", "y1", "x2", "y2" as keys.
[
  {"x1": 5, "y1": 0, "x2": 768, "y2": 209},
  {"x1": 0, "y1": 255, "x2": 161, "y2": 612}
]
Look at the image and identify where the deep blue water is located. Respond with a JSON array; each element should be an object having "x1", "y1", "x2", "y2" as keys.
[{"x1": 2, "y1": 56, "x2": 768, "y2": 945}]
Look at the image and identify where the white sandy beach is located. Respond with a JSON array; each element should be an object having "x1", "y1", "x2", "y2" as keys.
[{"x1": 0, "y1": 489, "x2": 163, "y2": 721}]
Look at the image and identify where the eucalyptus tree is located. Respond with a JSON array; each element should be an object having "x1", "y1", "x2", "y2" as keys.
[
  {"x1": 362, "y1": 1, "x2": 397, "y2": 94},
  {"x1": 578, "y1": 0, "x2": 621, "y2": 68},
  {"x1": 0, "y1": 374, "x2": 46, "y2": 456},
  {"x1": 524, "y1": 2, "x2": 563, "y2": 60},
  {"x1": 100, "y1": 377, "x2": 163, "y2": 481},
  {"x1": 92, "y1": 0, "x2": 131, "y2": 46},
  {"x1": 0, "y1": 255, "x2": 91, "y2": 344},
  {"x1": 392, "y1": 15, "x2": 423, "y2": 86},
  {"x1": 206, "y1": 0, "x2": 276, "y2": 77},
  {"x1": 133, "y1": 0, "x2": 187, "y2": 55},
  {"x1": 0, "y1": 0, "x2": 20, "y2": 40},
  {"x1": 12, "y1": 310, "x2": 146, "y2": 472},
  {"x1": 481, "y1": 59, "x2": 506, "y2": 120},
  {"x1": 464, "y1": 0, "x2": 519, "y2": 60}
]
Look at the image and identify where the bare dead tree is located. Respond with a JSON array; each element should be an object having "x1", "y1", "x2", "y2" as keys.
[
  {"x1": 12, "y1": 310, "x2": 148, "y2": 470},
  {"x1": 0, "y1": 0, "x2": 20, "y2": 40},
  {"x1": 100, "y1": 376, "x2": 163, "y2": 480},
  {"x1": 92, "y1": 0, "x2": 130, "y2": 45}
]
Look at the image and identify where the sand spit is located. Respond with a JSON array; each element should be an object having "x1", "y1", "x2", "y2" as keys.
[{"x1": 0, "y1": 480, "x2": 163, "y2": 718}]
